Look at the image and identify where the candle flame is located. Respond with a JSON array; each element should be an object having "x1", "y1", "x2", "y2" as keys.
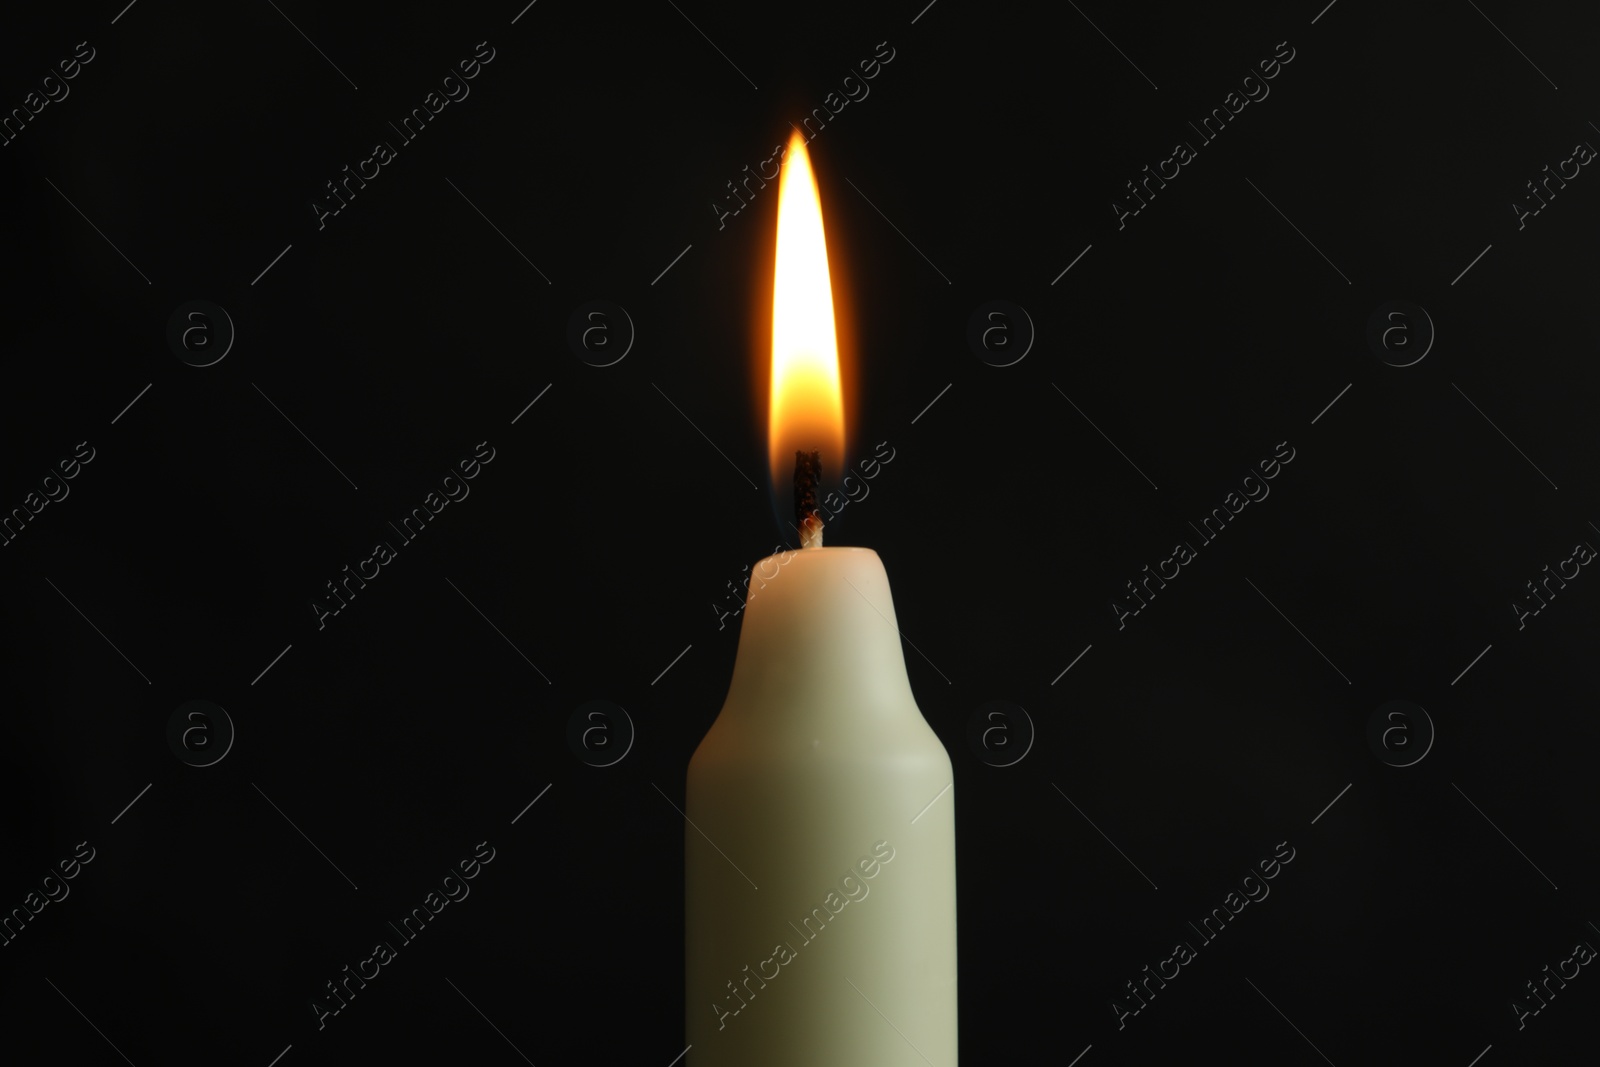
[{"x1": 769, "y1": 131, "x2": 845, "y2": 492}]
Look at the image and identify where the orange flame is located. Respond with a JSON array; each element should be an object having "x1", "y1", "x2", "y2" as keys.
[{"x1": 768, "y1": 131, "x2": 845, "y2": 491}]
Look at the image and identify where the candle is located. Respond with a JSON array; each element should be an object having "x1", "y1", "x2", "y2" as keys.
[{"x1": 685, "y1": 132, "x2": 959, "y2": 1066}]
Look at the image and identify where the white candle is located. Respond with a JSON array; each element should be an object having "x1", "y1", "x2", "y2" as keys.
[
  {"x1": 685, "y1": 544, "x2": 958, "y2": 1065},
  {"x1": 684, "y1": 129, "x2": 958, "y2": 1066}
]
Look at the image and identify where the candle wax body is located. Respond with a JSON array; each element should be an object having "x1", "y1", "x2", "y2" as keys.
[{"x1": 685, "y1": 546, "x2": 957, "y2": 1066}]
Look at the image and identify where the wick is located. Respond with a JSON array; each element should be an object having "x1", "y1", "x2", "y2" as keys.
[{"x1": 793, "y1": 449, "x2": 824, "y2": 549}]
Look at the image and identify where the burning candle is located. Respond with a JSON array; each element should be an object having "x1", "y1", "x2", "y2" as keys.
[{"x1": 684, "y1": 132, "x2": 959, "y2": 1065}]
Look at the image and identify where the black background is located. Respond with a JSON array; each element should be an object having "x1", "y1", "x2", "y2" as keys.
[{"x1": 2, "y1": 1, "x2": 1598, "y2": 1064}]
